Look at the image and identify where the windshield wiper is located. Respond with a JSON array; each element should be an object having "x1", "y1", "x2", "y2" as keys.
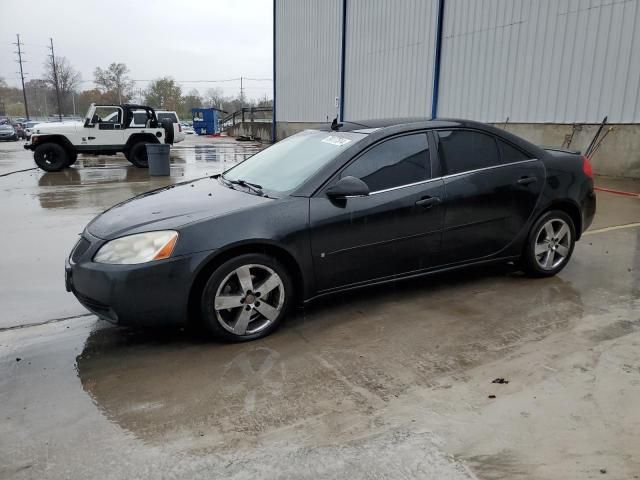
[{"x1": 220, "y1": 174, "x2": 264, "y2": 196}]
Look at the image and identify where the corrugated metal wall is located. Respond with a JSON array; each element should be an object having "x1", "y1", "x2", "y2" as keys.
[
  {"x1": 275, "y1": 0, "x2": 640, "y2": 124},
  {"x1": 343, "y1": 0, "x2": 439, "y2": 120},
  {"x1": 275, "y1": 0, "x2": 342, "y2": 122},
  {"x1": 438, "y1": 0, "x2": 640, "y2": 123}
]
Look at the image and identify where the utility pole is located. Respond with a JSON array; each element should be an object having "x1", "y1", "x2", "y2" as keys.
[
  {"x1": 240, "y1": 76, "x2": 244, "y2": 106},
  {"x1": 48, "y1": 38, "x2": 62, "y2": 121},
  {"x1": 14, "y1": 34, "x2": 29, "y2": 119}
]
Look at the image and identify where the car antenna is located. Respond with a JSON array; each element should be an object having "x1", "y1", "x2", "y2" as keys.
[{"x1": 330, "y1": 117, "x2": 343, "y2": 131}]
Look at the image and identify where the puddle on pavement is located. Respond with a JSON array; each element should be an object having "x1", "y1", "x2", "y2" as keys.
[
  {"x1": 76, "y1": 263, "x2": 587, "y2": 450},
  {"x1": 30, "y1": 141, "x2": 265, "y2": 211}
]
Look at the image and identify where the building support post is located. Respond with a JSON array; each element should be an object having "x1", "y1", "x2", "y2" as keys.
[
  {"x1": 272, "y1": 0, "x2": 277, "y2": 142},
  {"x1": 339, "y1": 0, "x2": 347, "y2": 122},
  {"x1": 431, "y1": 0, "x2": 445, "y2": 119}
]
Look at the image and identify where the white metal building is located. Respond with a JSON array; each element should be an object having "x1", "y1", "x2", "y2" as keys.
[{"x1": 273, "y1": 0, "x2": 640, "y2": 176}]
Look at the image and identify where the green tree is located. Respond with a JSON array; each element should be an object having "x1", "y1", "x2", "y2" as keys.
[
  {"x1": 180, "y1": 89, "x2": 202, "y2": 118},
  {"x1": 94, "y1": 62, "x2": 134, "y2": 104},
  {"x1": 144, "y1": 77, "x2": 182, "y2": 111}
]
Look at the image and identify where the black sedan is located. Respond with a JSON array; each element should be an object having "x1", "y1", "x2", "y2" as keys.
[{"x1": 66, "y1": 119, "x2": 596, "y2": 341}]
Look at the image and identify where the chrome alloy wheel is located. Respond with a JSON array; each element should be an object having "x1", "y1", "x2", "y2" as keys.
[
  {"x1": 534, "y1": 218, "x2": 571, "y2": 270},
  {"x1": 214, "y1": 264, "x2": 285, "y2": 335}
]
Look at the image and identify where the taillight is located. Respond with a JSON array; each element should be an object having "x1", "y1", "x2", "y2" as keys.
[
  {"x1": 582, "y1": 155, "x2": 593, "y2": 178},
  {"x1": 178, "y1": 124, "x2": 182, "y2": 132}
]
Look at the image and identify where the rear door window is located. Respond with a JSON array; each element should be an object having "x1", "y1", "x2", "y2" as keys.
[
  {"x1": 436, "y1": 130, "x2": 500, "y2": 175},
  {"x1": 497, "y1": 139, "x2": 532, "y2": 163},
  {"x1": 340, "y1": 133, "x2": 430, "y2": 192}
]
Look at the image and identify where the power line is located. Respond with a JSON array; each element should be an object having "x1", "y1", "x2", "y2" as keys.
[
  {"x1": 130, "y1": 78, "x2": 273, "y2": 83},
  {"x1": 13, "y1": 34, "x2": 29, "y2": 119}
]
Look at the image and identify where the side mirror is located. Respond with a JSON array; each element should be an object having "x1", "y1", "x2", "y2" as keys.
[{"x1": 326, "y1": 176, "x2": 370, "y2": 199}]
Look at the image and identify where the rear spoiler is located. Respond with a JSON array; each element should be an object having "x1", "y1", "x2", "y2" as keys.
[{"x1": 540, "y1": 145, "x2": 581, "y2": 155}]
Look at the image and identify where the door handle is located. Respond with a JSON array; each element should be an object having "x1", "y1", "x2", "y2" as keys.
[
  {"x1": 517, "y1": 176, "x2": 537, "y2": 186},
  {"x1": 415, "y1": 196, "x2": 441, "y2": 208}
]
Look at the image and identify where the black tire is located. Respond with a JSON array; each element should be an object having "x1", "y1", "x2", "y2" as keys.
[
  {"x1": 201, "y1": 253, "x2": 294, "y2": 342},
  {"x1": 128, "y1": 141, "x2": 151, "y2": 168},
  {"x1": 521, "y1": 210, "x2": 576, "y2": 277},
  {"x1": 160, "y1": 119, "x2": 174, "y2": 144},
  {"x1": 34, "y1": 142, "x2": 69, "y2": 172},
  {"x1": 67, "y1": 150, "x2": 78, "y2": 165}
]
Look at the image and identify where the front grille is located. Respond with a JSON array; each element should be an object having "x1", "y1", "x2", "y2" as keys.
[
  {"x1": 71, "y1": 237, "x2": 91, "y2": 262},
  {"x1": 75, "y1": 292, "x2": 116, "y2": 322}
]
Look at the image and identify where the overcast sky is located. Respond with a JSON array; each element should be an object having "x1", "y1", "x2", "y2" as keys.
[{"x1": 0, "y1": 0, "x2": 273, "y2": 100}]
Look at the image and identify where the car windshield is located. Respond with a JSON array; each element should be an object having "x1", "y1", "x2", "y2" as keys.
[{"x1": 222, "y1": 130, "x2": 366, "y2": 195}]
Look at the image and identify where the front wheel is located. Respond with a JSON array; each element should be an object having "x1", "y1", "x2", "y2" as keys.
[
  {"x1": 521, "y1": 210, "x2": 576, "y2": 277},
  {"x1": 67, "y1": 150, "x2": 78, "y2": 165},
  {"x1": 201, "y1": 253, "x2": 293, "y2": 342},
  {"x1": 34, "y1": 142, "x2": 69, "y2": 172},
  {"x1": 127, "y1": 141, "x2": 150, "y2": 168}
]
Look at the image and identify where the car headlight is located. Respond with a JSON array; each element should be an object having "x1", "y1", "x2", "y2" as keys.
[{"x1": 93, "y1": 231, "x2": 178, "y2": 265}]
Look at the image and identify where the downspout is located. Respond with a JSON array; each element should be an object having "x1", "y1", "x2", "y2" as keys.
[
  {"x1": 272, "y1": 0, "x2": 277, "y2": 142},
  {"x1": 339, "y1": 0, "x2": 347, "y2": 122},
  {"x1": 431, "y1": 0, "x2": 445, "y2": 119}
]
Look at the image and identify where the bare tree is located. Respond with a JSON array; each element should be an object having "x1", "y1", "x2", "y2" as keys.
[
  {"x1": 94, "y1": 63, "x2": 134, "y2": 104},
  {"x1": 43, "y1": 56, "x2": 81, "y2": 113},
  {"x1": 204, "y1": 88, "x2": 225, "y2": 109}
]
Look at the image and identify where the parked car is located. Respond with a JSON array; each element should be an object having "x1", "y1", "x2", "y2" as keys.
[
  {"x1": 24, "y1": 121, "x2": 42, "y2": 140},
  {"x1": 131, "y1": 110, "x2": 185, "y2": 143},
  {"x1": 182, "y1": 125, "x2": 195, "y2": 135},
  {"x1": 25, "y1": 103, "x2": 173, "y2": 171},
  {"x1": 12, "y1": 122, "x2": 26, "y2": 139},
  {"x1": 65, "y1": 118, "x2": 596, "y2": 342},
  {"x1": 0, "y1": 124, "x2": 18, "y2": 141}
]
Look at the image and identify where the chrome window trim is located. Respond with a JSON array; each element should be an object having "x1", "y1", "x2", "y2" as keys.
[
  {"x1": 442, "y1": 158, "x2": 539, "y2": 180},
  {"x1": 366, "y1": 158, "x2": 539, "y2": 196},
  {"x1": 369, "y1": 177, "x2": 442, "y2": 195}
]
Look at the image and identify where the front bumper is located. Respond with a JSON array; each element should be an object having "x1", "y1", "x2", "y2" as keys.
[{"x1": 65, "y1": 231, "x2": 212, "y2": 327}]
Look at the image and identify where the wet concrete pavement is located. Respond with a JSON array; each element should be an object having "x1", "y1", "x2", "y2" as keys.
[
  {"x1": 1, "y1": 137, "x2": 639, "y2": 479},
  {"x1": 0, "y1": 137, "x2": 261, "y2": 329}
]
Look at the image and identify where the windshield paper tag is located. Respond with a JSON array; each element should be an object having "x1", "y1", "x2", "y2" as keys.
[{"x1": 322, "y1": 135, "x2": 351, "y2": 146}]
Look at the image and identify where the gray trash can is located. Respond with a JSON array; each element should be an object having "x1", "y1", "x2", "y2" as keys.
[{"x1": 146, "y1": 144, "x2": 171, "y2": 176}]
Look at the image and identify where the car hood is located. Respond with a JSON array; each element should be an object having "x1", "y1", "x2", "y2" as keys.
[
  {"x1": 87, "y1": 176, "x2": 274, "y2": 240},
  {"x1": 34, "y1": 121, "x2": 82, "y2": 134}
]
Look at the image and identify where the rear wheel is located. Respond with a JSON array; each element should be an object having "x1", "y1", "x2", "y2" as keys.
[
  {"x1": 522, "y1": 210, "x2": 575, "y2": 277},
  {"x1": 34, "y1": 142, "x2": 69, "y2": 172},
  {"x1": 128, "y1": 141, "x2": 150, "y2": 168},
  {"x1": 201, "y1": 253, "x2": 293, "y2": 342}
]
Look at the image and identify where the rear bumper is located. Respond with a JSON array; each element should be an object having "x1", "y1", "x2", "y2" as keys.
[
  {"x1": 65, "y1": 232, "x2": 212, "y2": 327},
  {"x1": 582, "y1": 190, "x2": 597, "y2": 234}
]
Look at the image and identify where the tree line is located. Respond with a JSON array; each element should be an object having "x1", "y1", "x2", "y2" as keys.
[{"x1": 0, "y1": 60, "x2": 272, "y2": 120}]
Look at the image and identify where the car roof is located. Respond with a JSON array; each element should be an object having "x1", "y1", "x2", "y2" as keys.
[{"x1": 324, "y1": 117, "x2": 499, "y2": 132}]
